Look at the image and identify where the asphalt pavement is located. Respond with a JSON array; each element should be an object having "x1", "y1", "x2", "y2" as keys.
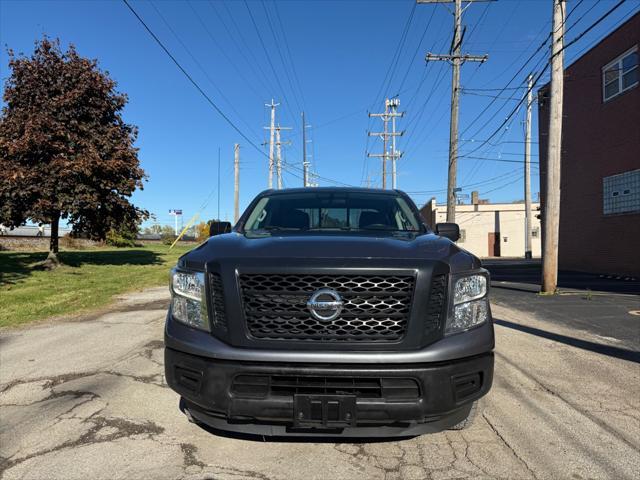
[
  {"x1": 484, "y1": 259, "x2": 640, "y2": 351},
  {"x1": 1, "y1": 286, "x2": 639, "y2": 480}
]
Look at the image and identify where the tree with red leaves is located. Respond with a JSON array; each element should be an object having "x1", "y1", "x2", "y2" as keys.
[{"x1": 0, "y1": 38, "x2": 148, "y2": 265}]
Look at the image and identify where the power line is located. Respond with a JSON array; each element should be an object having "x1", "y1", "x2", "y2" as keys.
[
  {"x1": 124, "y1": 0, "x2": 354, "y2": 190},
  {"x1": 273, "y1": 1, "x2": 307, "y2": 110},
  {"x1": 243, "y1": 0, "x2": 296, "y2": 124},
  {"x1": 186, "y1": 0, "x2": 265, "y2": 103},
  {"x1": 149, "y1": 1, "x2": 263, "y2": 142},
  {"x1": 459, "y1": 34, "x2": 550, "y2": 138},
  {"x1": 465, "y1": 0, "x2": 632, "y2": 161},
  {"x1": 122, "y1": 0, "x2": 265, "y2": 155},
  {"x1": 555, "y1": 0, "x2": 628, "y2": 58},
  {"x1": 406, "y1": 168, "x2": 527, "y2": 195},
  {"x1": 395, "y1": 6, "x2": 436, "y2": 96},
  {"x1": 210, "y1": 0, "x2": 280, "y2": 97},
  {"x1": 260, "y1": 0, "x2": 303, "y2": 114}
]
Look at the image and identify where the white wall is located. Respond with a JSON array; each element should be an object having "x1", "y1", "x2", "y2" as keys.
[{"x1": 434, "y1": 203, "x2": 541, "y2": 258}]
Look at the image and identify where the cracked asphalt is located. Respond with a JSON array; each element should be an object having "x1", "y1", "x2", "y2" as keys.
[{"x1": 1, "y1": 287, "x2": 639, "y2": 480}]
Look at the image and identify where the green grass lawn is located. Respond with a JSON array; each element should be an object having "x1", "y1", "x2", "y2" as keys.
[{"x1": 0, "y1": 243, "x2": 194, "y2": 328}]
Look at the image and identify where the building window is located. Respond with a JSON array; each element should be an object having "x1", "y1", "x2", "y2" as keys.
[
  {"x1": 459, "y1": 229, "x2": 466, "y2": 243},
  {"x1": 603, "y1": 170, "x2": 640, "y2": 215},
  {"x1": 602, "y1": 46, "x2": 638, "y2": 101},
  {"x1": 532, "y1": 227, "x2": 539, "y2": 238}
]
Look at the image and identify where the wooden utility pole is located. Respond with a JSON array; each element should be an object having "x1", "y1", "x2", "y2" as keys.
[
  {"x1": 542, "y1": 0, "x2": 565, "y2": 293},
  {"x1": 418, "y1": 0, "x2": 488, "y2": 221},
  {"x1": 264, "y1": 99, "x2": 279, "y2": 189},
  {"x1": 234, "y1": 143, "x2": 240, "y2": 223},
  {"x1": 524, "y1": 74, "x2": 533, "y2": 260},
  {"x1": 302, "y1": 111, "x2": 309, "y2": 187}
]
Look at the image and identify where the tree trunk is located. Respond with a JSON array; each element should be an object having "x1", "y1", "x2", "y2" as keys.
[
  {"x1": 43, "y1": 212, "x2": 61, "y2": 268},
  {"x1": 49, "y1": 212, "x2": 60, "y2": 254}
]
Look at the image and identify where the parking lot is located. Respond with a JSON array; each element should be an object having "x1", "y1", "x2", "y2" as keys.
[{"x1": 1, "y1": 282, "x2": 638, "y2": 480}]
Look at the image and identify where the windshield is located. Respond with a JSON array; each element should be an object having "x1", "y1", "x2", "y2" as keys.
[{"x1": 243, "y1": 191, "x2": 423, "y2": 233}]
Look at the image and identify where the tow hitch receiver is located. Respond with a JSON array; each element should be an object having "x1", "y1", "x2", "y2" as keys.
[{"x1": 294, "y1": 395, "x2": 356, "y2": 427}]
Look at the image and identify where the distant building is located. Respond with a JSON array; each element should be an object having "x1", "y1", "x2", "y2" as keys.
[
  {"x1": 538, "y1": 13, "x2": 639, "y2": 276},
  {"x1": 420, "y1": 194, "x2": 541, "y2": 258}
]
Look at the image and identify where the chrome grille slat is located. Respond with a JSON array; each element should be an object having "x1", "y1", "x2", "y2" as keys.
[{"x1": 239, "y1": 274, "x2": 415, "y2": 342}]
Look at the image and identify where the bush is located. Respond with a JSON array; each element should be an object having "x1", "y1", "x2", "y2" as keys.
[
  {"x1": 106, "y1": 229, "x2": 137, "y2": 248},
  {"x1": 161, "y1": 233, "x2": 176, "y2": 245},
  {"x1": 59, "y1": 234, "x2": 85, "y2": 249}
]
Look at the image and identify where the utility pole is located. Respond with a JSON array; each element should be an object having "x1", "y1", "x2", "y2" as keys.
[
  {"x1": 524, "y1": 74, "x2": 533, "y2": 260},
  {"x1": 302, "y1": 111, "x2": 309, "y2": 187},
  {"x1": 217, "y1": 147, "x2": 221, "y2": 221},
  {"x1": 388, "y1": 98, "x2": 405, "y2": 189},
  {"x1": 234, "y1": 143, "x2": 240, "y2": 223},
  {"x1": 542, "y1": 0, "x2": 565, "y2": 293},
  {"x1": 276, "y1": 127, "x2": 283, "y2": 189},
  {"x1": 368, "y1": 99, "x2": 404, "y2": 189},
  {"x1": 264, "y1": 99, "x2": 279, "y2": 189},
  {"x1": 418, "y1": 0, "x2": 488, "y2": 221},
  {"x1": 275, "y1": 125, "x2": 292, "y2": 189}
]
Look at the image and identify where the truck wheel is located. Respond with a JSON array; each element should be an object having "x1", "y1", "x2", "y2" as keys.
[{"x1": 448, "y1": 401, "x2": 478, "y2": 430}]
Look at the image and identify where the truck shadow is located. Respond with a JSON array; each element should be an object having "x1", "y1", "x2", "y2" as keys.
[{"x1": 494, "y1": 318, "x2": 640, "y2": 364}]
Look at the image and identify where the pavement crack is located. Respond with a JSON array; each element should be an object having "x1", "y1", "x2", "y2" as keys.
[
  {"x1": 483, "y1": 413, "x2": 537, "y2": 480},
  {"x1": 0, "y1": 415, "x2": 165, "y2": 476},
  {"x1": 180, "y1": 442, "x2": 206, "y2": 469},
  {"x1": 496, "y1": 351, "x2": 639, "y2": 451}
]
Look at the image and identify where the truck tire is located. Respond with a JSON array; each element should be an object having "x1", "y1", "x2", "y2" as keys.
[{"x1": 448, "y1": 401, "x2": 479, "y2": 430}]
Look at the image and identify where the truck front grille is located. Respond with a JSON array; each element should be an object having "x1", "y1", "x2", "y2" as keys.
[
  {"x1": 425, "y1": 274, "x2": 447, "y2": 331},
  {"x1": 232, "y1": 374, "x2": 420, "y2": 400},
  {"x1": 239, "y1": 274, "x2": 415, "y2": 342},
  {"x1": 209, "y1": 273, "x2": 228, "y2": 330}
]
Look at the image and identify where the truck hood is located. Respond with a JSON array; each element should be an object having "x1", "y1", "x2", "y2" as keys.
[{"x1": 181, "y1": 232, "x2": 481, "y2": 273}]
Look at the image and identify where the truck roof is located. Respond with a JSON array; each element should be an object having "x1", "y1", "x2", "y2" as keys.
[{"x1": 259, "y1": 187, "x2": 404, "y2": 196}]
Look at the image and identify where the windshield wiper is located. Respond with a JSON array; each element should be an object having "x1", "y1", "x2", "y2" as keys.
[{"x1": 250, "y1": 226, "x2": 304, "y2": 233}]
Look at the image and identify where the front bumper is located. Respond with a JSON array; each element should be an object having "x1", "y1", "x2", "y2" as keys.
[{"x1": 165, "y1": 347, "x2": 494, "y2": 437}]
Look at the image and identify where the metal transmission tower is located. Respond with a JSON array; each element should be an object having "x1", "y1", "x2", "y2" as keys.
[
  {"x1": 542, "y1": 0, "x2": 565, "y2": 293},
  {"x1": 417, "y1": 0, "x2": 488, "y2": 222},
  {"x1": 264, "y1": 99, "x2": 279, "y2": 188},
  {"x1": 367, "y1": 99, "x2": 404, "y2": 189}
]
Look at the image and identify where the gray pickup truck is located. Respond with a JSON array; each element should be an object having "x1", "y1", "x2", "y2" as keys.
[{"x1": 165, "y1": 187, "x2": 494, "y2": 437}]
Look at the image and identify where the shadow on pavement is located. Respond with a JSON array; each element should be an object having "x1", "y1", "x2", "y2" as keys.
[
  {"x1": 484, "y1": 260, "x2": 639, "y2": 295},
  {"x1": 494, "y1": 318, "x2": 640, "y2": 364}
]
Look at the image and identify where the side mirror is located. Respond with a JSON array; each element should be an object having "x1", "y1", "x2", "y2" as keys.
[
  {"x1": 435, "y1": 222, "x2": 460, "y2": 242},
  {"x1": 209, "y1": 221, "x2": 232, "y2": 237}
]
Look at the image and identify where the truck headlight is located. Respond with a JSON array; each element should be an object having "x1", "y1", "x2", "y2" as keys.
[
  {"x1": 446, "y1": 273, "x2": 489, "y2": 335},
  {"x1": 170, "y1": 268, "x2": 209, "y2": 331}
]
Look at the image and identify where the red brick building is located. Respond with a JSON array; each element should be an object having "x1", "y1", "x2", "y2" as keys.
[{"x1": 538, "y1": 13, "x2": 640, "y2": 276}]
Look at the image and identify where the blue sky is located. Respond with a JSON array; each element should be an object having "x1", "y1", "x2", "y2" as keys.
[{"x1": 1, "y1": 0, "x2": 638, "y2": 228}]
